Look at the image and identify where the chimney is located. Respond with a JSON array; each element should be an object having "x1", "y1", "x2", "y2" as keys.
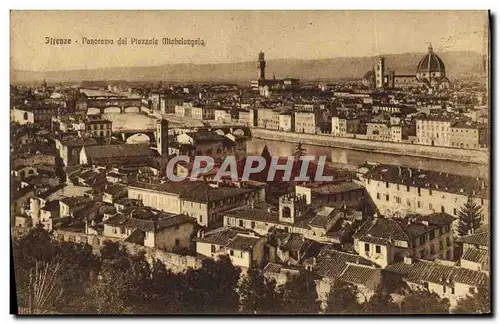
[{"x1": 398, "y1": 166, "x2": 402, "y2": 176}]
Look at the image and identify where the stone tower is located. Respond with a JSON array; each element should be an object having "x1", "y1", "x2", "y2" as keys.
[
  {"x1": 156, "y1": 118, "x2": 169, "y2": 156},
  {"x1": 258, "y1": 51, "x2": 266, "y2": 80},
  {"x1": 374, "y1": 56, "x2": 385, "y2": 89},
  {"x1": 278, "y1": 193, "x2": 307, "y2": 224}
]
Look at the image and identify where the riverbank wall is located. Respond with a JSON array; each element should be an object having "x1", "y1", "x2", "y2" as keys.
[{"x1": 251, "y1": 128, "x2": 489, "y2": 165}]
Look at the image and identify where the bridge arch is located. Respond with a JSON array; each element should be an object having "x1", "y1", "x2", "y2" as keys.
[
  {"x1": 124, "y1": 106, "x2": 140, "y2": 113},
  {"x1": 103, "y1": 106, "x2": 121, "y2": 114},
  {"x1": 126, "y1": 133, "x2": 151, "y2": 144},
  {"x1": 87, "y1": 107, "x2": 101, "y2": 115},
  {"x1": 233, "y1": 128, "x2": 245, "y2": 136}
]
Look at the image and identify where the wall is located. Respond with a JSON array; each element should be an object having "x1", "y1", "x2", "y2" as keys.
[{"x1": 51, "y1": 230, "x2": 202, "y2": 273}]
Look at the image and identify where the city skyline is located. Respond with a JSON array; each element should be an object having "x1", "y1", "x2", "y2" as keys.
[{"x1": 11, "y1": 10, "x2": 488, "y2": 72}]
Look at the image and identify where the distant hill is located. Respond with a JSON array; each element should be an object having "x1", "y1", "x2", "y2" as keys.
[{"x1": 11, "y1": 51, "x2": 485, "y2": 84}]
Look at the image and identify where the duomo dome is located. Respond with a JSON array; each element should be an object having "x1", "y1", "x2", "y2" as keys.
[{"x1": 416, "y1": 44, "x2": 446, "y2": 80}]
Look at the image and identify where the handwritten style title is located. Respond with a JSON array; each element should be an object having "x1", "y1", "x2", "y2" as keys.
[{"x1": 44, "y1": 37, "x2": 206, "y2": 47}]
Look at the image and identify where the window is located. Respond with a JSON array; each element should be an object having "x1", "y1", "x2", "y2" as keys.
[
  {"x1": 365, "y1": 243, "x2": 370, "y2": 252},
  {"x1": 441, "y1": 206, "x2": 445, "y2": 213},
  {"x1": 385, "y1": 194, "x2": 389, "y2": 202},
  {"x1": 251, "y1": 221, "x2": 255, "y2": 229},
  {"x1": 175, "y1": 239, "x2": 180, "y2": 247},
  {"x1": 199, "y1": 215, "x2": 203, "y2": 223},
  {"x1": 407, "y1": 186, "x2": 410, "y2": 192},
  {"x1": 423, "y1": 282, "x2": 429, "y2": 289},
  {"x1": 385, "y1": 182, "x2": 389, "y2": 188},
  {"x1": 121, "y1": 227, "x2": 126, "y2": 235},
  {"x1": 211, "y1": 245, "x2": 216, "y2": 253},
  {"x1": 230, "y1": 249, "x2": 234, "y2": 256},
  {"x1": 429, "y1": 189, "x2": 432, "y2": 196},
  {"x1": 375, "y1": 245, "x2": 381, "y2": 253},
  {"x1": 418, "y1": 188, "x2": 421, "y2": 196},
  {"x1": 239, "y1": 219, "x2": 244, "y2": 227},
  {"x1": 469, "y1": 287, "x2": 475, "y2": 294},
  {"x1": 429, "y1": 203, "x2": 433, "y2": 210},
  {"x1": 453, "y1": 208, "x2": 457, "y2": 215},
  {"x1": 407, "y1": 199, "x2": 411, "y2": 207},
  {"x1": 443, "y1": 286, "x2": 447, "y2": 293},
  {"x1": 451, "y1": 287, "x2": 455, "y2": 295},
  {"x1": 376, "y1": 193, "x2": 381, "y2": 200}
]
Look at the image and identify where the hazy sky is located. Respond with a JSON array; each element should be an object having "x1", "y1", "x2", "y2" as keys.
[{"x1": 11, "y1": 10, "x2": 488, "y2": 71}]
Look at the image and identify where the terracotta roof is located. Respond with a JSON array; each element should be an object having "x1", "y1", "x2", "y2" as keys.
[
  {"x1": 339, "y1": 264, "x2": 380, "y2": 286},
  {"x1": 311, "y1": 247, "x2": 374, "y2": 280},
  {"x1": 84, "y1": 143, "x2": 153, "y2": 160},
  {"x1": 461, "y1": 247, "x2": 489, "y2": 265},
  {"x1": 225, "y1": 234, "x2": 261, "y2": 252},
  {"x1": 194, "y1": 226, "x2": 245, "y2": 245},
  {"x1": 355, "y1": 214, "x2": 454, "y2": 243},
  {"x1": 104, "y1": 207, "x2": 193, "y2": 232},
  {"x1": 456, "y1": 232, "x2": 489, "y2": 247},
  {"x1": 385, "y1": 260, "x2": 488, "y2": 287}
]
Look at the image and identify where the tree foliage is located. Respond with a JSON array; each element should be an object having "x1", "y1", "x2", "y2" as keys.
[
  {"x1": 278, "y1": 270, "x2": 320, "y2": 314},
  {"x1": 362, "y1": 287, "x2": 400, "y2": 314},
  {"x1": 400, "y1": 289, "x2": 450, "y2": 314},
  {"x1": 324, "y1": 280, "x2": 363, "y2": 314},
  {"x1": 239, "y1": 265, "x2": 282, "y2": 314},
  {"x1": 293, "y1": 142, "x2": 307, "y2": 160},
  {"x1": 178, "y1": 255, "x2": 241, "y2": 314},
  {"x1": 457, "y1": 197, "x2": 483, "y2": 237},
  {"x1": 453, "y1": 284, "x2": 490, "y2": 314}
]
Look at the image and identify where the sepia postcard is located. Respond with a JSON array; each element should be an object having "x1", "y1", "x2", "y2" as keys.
[{"x1": 10, "y1": 10, "x2": 491, "y2": 315}]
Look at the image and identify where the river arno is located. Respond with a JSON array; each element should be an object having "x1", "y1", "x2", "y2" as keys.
[
  {"x1": 247, "y1": 138, "x2": 488, "y2": 179},
  {"x1": 99, "y1": 112, "x2": 488, "y2": 179}
]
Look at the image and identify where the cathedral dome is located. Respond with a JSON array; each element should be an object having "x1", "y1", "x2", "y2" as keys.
[{"x1": 416, "y1": 44, "x2": 446, "y2": 74}]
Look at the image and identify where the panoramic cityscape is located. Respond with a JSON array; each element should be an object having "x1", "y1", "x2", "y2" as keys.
[{"x1": 10, "y1": 11, "x2": 490, "y2": 315}]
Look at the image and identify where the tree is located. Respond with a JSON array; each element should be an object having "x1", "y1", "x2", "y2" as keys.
[
  {"x1": 400, "y1": 290, "x2": 450, "y2": 314},
  {"x1": 239, "y1": 265, "x2": 282, "y2": 314},
  {"x1": 178, "y1": 255, "x2": 241, "y2": 314},
  {"x1": 453, "y1": 284, "x2": 490, "y2": 314},
  {"x1": 362, "y1": 287, "x2": 399, "y2": 314},
  {"x1": 278, "y1": 271, "x2": 320, "y2": 314},
  {"x1": 292, "y1": 142, "x2": 307, "y2": 160},
  {"x1": 457, "y1": 197, "x2": 483, "y2": 237},
  {"x1": 324, "y1": 280, "x2": 363, "y2": 314},
  {"x1": 23, "y1": 261, "x2": 64, "y2": 314}
]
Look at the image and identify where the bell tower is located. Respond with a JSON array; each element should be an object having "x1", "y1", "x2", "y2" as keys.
[
  {"x1": 279, "y1": 193, "x2": 307, "y2": 224},
  {"x1": 258, "y1": 51, "x2": 266, "y2": 80},
  {"x1": 374, "y1": 56, "x2": 385, "y2": 89},
  {"x1": 156, "y1": 118, "x2": 169, "y2": 156}
]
